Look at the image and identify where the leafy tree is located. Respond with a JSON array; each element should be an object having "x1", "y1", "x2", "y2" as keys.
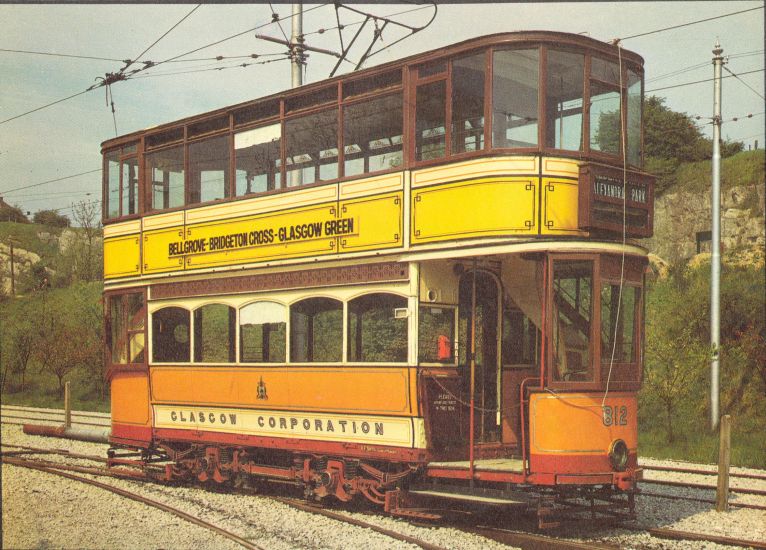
[
  {"x1": 33, "y1": 209, "x2": 70, "y2": 228},
  {"x1": 643, "y1": 96, "x2": 744, "y2": 195},
  {"x1": 642, "y1": 256, "x2": 766, "y2": 444}
]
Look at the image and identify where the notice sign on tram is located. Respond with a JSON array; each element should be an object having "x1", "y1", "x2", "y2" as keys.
[{"x1": 578, "y1": 164, "x2": 654, "y2": 238}]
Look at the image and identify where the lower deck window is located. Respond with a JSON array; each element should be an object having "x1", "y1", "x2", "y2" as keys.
[
  {"x1": 552, "y1": 260, "x2": 593, "y2": 381},
  {"x1": 601, "y1": 284, "x2": 639, "y2": 364},
  {"x1": 152, "y1": 307, "x2": 190, "y2": 363},
  {"x1": 240, "y1": 302, "x2": 286, "y2": 363},
  {"x1": 418, "y1": 306, "x2": 455, "y2": 363},
  {"x1": 108, "y1": 292, "x2": 146, "y2": 365},
  {"x1": 194, "y1": 304, "x2": 236, "y2": 363},
  {"x1": 348, "y1": 293, "x2": 408, "y2": 362},
  {"x1": 290, "y1": 298, "x2": 342, "y2": 362}
]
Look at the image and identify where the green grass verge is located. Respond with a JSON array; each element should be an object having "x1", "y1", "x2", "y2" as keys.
[{"x1": 639, "y1": 426, "x2": 765, "y2": 469}]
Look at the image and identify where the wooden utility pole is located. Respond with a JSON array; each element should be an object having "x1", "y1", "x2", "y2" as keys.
[{"x1": 716, "y1": 414, "x2": 731, "y2": 511}]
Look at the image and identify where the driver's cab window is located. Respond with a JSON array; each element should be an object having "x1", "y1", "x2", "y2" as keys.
[{"x1": 552, "y1": 260, "x2": 593, "y2": 381}]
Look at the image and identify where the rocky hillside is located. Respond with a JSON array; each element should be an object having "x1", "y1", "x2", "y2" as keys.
[
  {"x1": 643, "y1": 150, "x2": 765, "y2": 264},
  {"x1": 0, "y1": 223, "x2": 101, "y2": 295}
]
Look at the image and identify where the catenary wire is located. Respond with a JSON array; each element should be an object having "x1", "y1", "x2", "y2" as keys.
[
  {"x1": 123, "y1": 4, "x2": 202, "y2": 73},
  {"x1": 0, "y1": 48, "x2": 126, "y2": 63},
  {"x1": 0, "y1": 170, "x2": 102, "y2": 196},
  {"x1": 723, "y1": 65, "x2": 765, "y2": 100},
  {"x1": 618, "y1": 5, "x2": 764, "y2": 41},
  {"x1": 646, "y1": 68, "x2": 764, "y2": 93}
]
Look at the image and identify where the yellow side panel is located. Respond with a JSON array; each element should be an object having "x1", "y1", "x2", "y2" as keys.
[
  {"x1": 184, "y1": 203, "x2": 338, "y2": 269},
  {"x1": 103, "y1": 235, "x2": 141, "y2": 279},
  {"x1": 150, "y1": 367, "x2": 413, "y2": 416},
  {"x1": 411, "y1": 177, "x2": 537, "y2": 244},
  {"x1": 143, "y1": 227, "x2": 185, "y2": 274},
  {"x1": 529, "y1": 393, "x2": 637, "y2": 454},
  {"x1": 540, "y1": 178, "x2": 584, "y2": 234},
  {"x1": 338, "y1": 192, "x2": 403, "y2": 253},
  {"x1": 111, "y1": 372, "x2": 151, "y2": 426}
]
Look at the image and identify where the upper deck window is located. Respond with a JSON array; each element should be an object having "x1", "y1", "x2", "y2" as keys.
[
  {"x1": 103, "y1": 144, "x2": 139, "y2": 219},
  {"x1": 344, "y1": 94, "x2": 403, "y2": 176},
  {"x1": 451, "y1": 53, "x2": 486, "y2": 154},
  {"x1": 545, "y1": 50, "x2": 584, "y2": 151},
  {"x1": 415, "y1": 80, "x2": 446, "y2": 161},
  {"x1": 235, "y1": 123, "x2": 282, "y2": 195},
  {"x1": 285, "y1": 108, "x2": 338, "y2": 187},
  {"x1": 589, "y1": 57, "x2": 622, "y2": 156},
  {"x1": 343, "y1": 69, "x2": 401, "y2": 98},
  {"x1": 627, "y1": 69, "x2": 642, "y2": 167},
  {"x1": 493, "y1": 48, "x2": 539, "y2": 148},
  {"x1": 188, "y1": 135, "x2": 230, "y2": 204},
  {"x1": 147, "y1": 145, "x2": 185, "y2": 211}
]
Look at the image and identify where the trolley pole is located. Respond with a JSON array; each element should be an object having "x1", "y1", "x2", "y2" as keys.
[
  {"x1": 290, "y1": 3, "x2": 304, "y2": 88},
  {"x1": 710, "y1": 40, "x2": 723, "y2": 432}
]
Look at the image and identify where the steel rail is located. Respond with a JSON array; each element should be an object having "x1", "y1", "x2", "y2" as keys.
[
  {"x1": 641, "y1": 463, "x2": 766, "y2": 481},
  {"x1": 4, "y1": 448, "x2": 448, "y2": 550},
  {"x1": 645, "y1": 527, "x2": 766, "y2": 549},
  {"x1": 2, "y1": 456, "x2": 267, "y2": 550},
  {"x1": 272, "y1": 496, "x2": 449, "y2": 550},
  {"x1": 642, "y1": 477, "x2": 766, "y2": 497},
  {"x1": 640, "y1": 490, "x2": 766, "y2": 511},
  {"x1": 0, "y1": 415, "x2": 109, "y2": 428},
  {"x1": 1, "y1": 405, "x2": 110, "y2": 419},
  {"x1": 459, "y1": 523, "x2": 621, "y2": 550}
]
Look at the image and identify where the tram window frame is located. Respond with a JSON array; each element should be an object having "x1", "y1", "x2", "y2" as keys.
[
  {"x1": 548, "y1": 255, "x2": 598, "y2": 387},
  {"x1": 104, "y1": 289, "x2": 147, "y2": 373},
  {"x1": 491, "y1": 47, "x2": 541, "y2": 151},
  {"x1": 544, "y1": 48, "x2": 586, "y2": 153},
  {"x1": 103, "y1": 144, "x2": 141, "y2": 222},
  {"x1": 418, "y1": 305, "x2": 458, "y2": 366},
  {"x1": 587, "y1": 56, "x2": 624, "y2": 158},
  {"x1": 600, "y1": 282, "x2": 641, "y2": 366},
  {"x1": 193, "y1": 303, "x2": 236, "y2": 363},
  {"x1": 289, "y1": 297, "x2": 343, "y2": 363},
  {"x1": 151, "y1": 306, "x2": 191, "y2": 364},
  {"x1": 239, "y1": 301, "x2": 287, "y2": 364},
  {"x1": 347, "y1": 293, "x2": 409, "y2": 364}
]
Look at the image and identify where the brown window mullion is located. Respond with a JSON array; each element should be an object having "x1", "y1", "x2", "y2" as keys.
[{"x1": 445, "y1": 67, "x2": 452, "y2": 157}]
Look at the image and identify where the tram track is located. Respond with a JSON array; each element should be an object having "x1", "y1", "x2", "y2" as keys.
[{"x1": 4, "y1": 424, "x2": 766, "y2": 549}]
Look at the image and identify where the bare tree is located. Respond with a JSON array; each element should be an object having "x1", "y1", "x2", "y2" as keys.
[{"x1": 71, "y1": 200, "x2": 103, "y2": 282}]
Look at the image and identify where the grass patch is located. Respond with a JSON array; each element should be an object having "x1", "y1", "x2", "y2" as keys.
[
  {"x1": 639, "y1": 424, "x2": 765, "y2": 469},
  {"x1": 672, "y1": 149, "x2": 765, "y2": 196}
]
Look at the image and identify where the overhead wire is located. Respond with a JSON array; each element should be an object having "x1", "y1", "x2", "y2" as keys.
[
  {"x1": 123, "y1": 4, "x2": 202, "y2": 73},
  {"x1": 646, "y1": 68, "x2": 763, "y2": 93},
  {"x1": 619, "y1": 5, "x2": 764, "y2": 41},
  {"x1": 723, "y1": 65, "x2": 765, "y2": 100},
  {"x1": 0, "y1": 48, "x2": 126, "y2": 63},
  {"x1": 0, "y1": 5, "x2": 326, "y2": 126},
  {"x1": 0, "y1": 169, "x2": 102, "y2": 195}
]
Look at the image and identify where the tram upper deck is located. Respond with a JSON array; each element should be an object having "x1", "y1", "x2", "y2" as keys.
[{"x1": 101, "y1": 31, "x2": 654, "y2": 283}]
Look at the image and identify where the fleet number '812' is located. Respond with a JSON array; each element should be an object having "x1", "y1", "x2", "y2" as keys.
[{"x1": 602, "y1": 405, "x2": 628, "y2": 426}]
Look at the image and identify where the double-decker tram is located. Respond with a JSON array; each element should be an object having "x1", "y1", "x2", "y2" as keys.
[{"x1": 102, "y1": 31, "x2": 654, "y2": 525}]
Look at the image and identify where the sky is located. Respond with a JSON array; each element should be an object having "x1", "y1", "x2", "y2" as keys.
[{"x1": 0, "y1": 2, "x2": 763, "y2": 220}]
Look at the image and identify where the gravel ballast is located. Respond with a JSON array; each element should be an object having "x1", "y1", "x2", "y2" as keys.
[{"x1": 2, "y1": 423, "x2": 765, "y2": 549}]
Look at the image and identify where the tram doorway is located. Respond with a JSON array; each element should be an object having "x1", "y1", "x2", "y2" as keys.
[{"x1": 459, "y1": 270, "x2": 502, "y2": 444}]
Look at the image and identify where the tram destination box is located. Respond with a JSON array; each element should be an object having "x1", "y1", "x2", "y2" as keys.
[{"x1": 578, "y1": 163, "x2": 654, "y2": 238}]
